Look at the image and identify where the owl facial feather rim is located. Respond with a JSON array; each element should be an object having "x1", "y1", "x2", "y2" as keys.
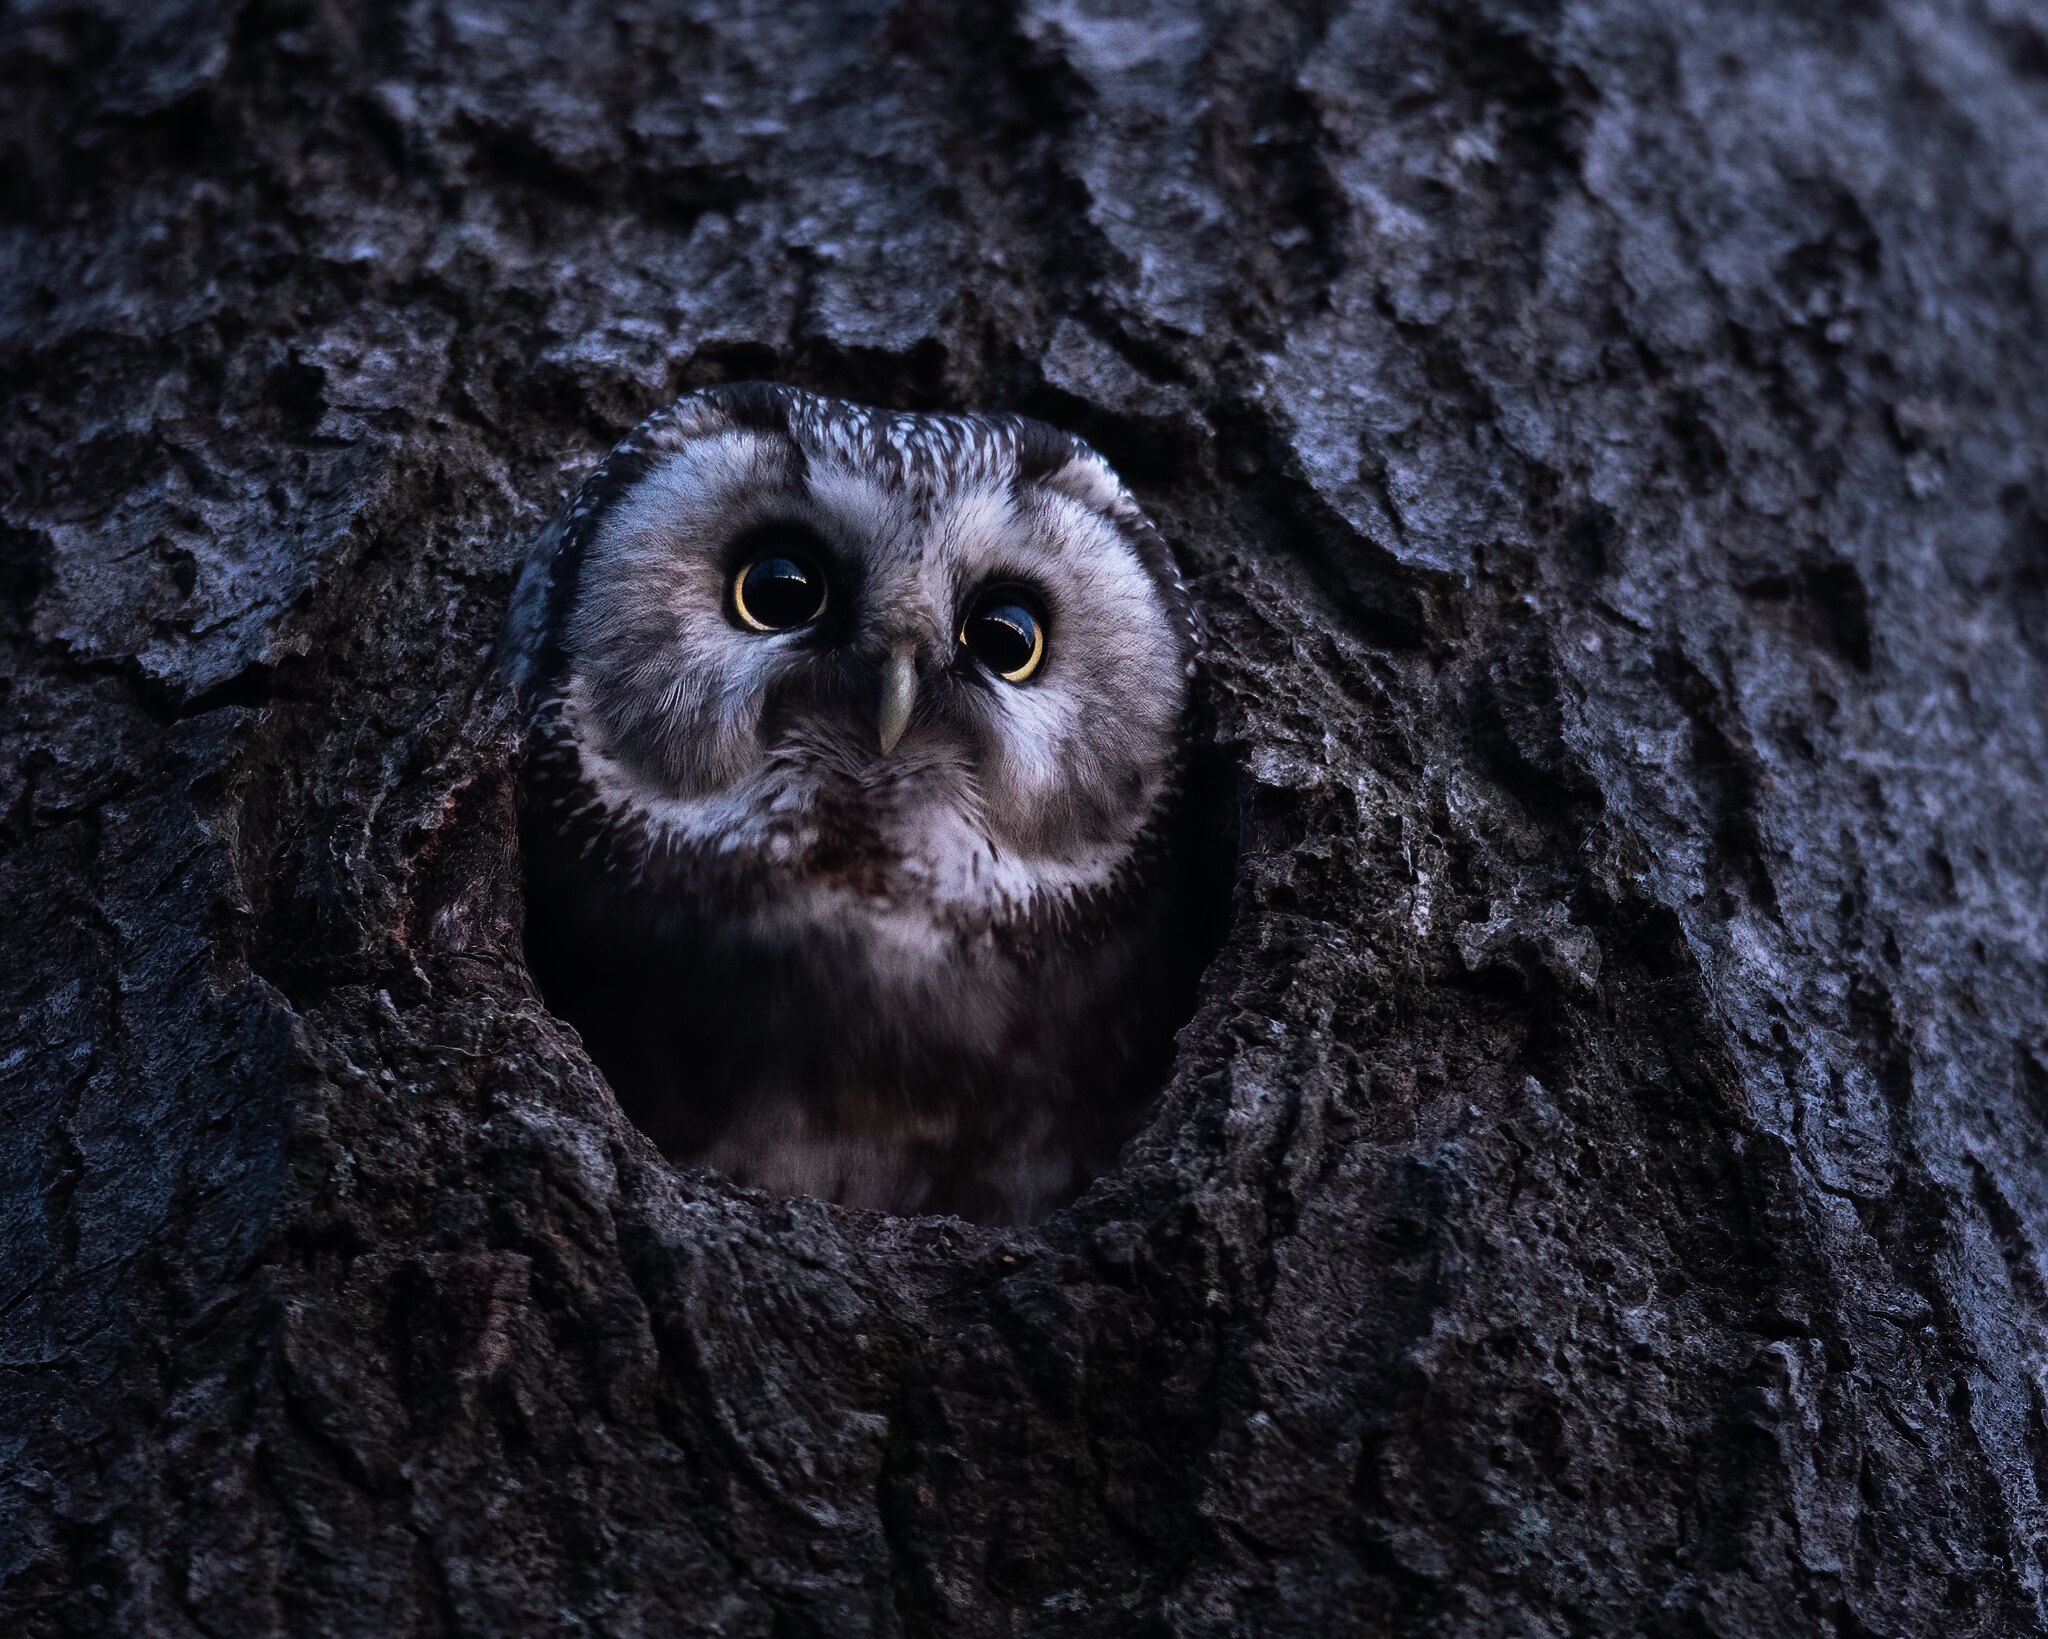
[{"x1": 505, "y1": 383, "x2": 1201, "y2": 933}]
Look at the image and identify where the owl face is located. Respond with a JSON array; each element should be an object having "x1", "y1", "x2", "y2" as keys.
[{"x1": 521, "y1": 386, "x2": 1194, "y2": 931}]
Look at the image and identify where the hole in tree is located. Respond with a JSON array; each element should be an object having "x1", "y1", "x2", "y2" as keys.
[{"x1": 508, "y1": 381, "x2": 1239, "y2": 1226}]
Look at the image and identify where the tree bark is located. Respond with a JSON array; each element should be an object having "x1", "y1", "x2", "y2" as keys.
[{"x1": 6, "y1": 0, "x2": 2048, "y2": 1633}]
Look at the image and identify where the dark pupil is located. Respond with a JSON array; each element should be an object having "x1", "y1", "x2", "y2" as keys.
[
  {"x1": 967, "y1": 603, "x2": 1038, "y2": 674},
  {"x1": 740, "y1": 557, "x2": 822, "y2": 628}
]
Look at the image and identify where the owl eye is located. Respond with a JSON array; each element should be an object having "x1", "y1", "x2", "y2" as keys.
[
  {"x1": 959, "y1": 587, "x2": 1047, "y2": 684},
  {"x1": 731, "y1": 549, "x2": 828, "y2": 633}
]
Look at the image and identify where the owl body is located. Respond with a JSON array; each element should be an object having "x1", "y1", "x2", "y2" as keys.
[{"x1": 510, "y1": 384, "x2": 1199, "y2": 1223}]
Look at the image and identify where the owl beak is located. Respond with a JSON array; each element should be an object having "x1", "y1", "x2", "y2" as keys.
[{"x1": 877, "y1": 641, "x2": 918, "y2": 755}]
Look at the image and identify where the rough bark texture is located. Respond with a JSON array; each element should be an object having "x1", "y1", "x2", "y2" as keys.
[{"x1": 5, "y1": 0, "x2": 2048, "y2": 1633}]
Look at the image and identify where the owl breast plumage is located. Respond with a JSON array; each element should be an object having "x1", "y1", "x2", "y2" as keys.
[{"x1": 507, "y1": 384, "x2": 1201, "y2": 1224}]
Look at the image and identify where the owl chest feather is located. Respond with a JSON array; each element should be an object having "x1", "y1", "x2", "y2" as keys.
[{"x1": 523, "y1": 819, "x2": 1174, "y2": 1223}]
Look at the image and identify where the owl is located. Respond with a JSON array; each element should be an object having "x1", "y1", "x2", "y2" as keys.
[{"x1": 505, "y1": 383, "x2": 1203, "y2": 1224}]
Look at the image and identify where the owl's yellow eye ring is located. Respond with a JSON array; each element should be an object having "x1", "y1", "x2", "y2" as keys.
[
  {"x1": 731, "y1": 552, "x2": 828, "y2": 633},
  {"x1": 959, "y1": 587, "x2": 1047, "y2": 684}
]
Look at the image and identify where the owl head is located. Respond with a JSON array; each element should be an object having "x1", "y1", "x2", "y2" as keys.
[{"x1": 509, "y1": 384, "x2": 1197, "y2": 937}]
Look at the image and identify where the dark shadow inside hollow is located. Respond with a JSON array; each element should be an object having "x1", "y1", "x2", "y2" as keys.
[{"x1": 519, "y1": 732, "x2": 1237, "y2": 1226}]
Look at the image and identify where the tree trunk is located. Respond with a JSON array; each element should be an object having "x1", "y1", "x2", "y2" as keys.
[{"x1": 6, "y1": 0, "x2": 2048, "y2": 1632}]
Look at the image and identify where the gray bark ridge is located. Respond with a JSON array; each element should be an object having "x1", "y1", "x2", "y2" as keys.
[{"x1": 3, "y1": 1, "x2": 2047, "y2": 1634}]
